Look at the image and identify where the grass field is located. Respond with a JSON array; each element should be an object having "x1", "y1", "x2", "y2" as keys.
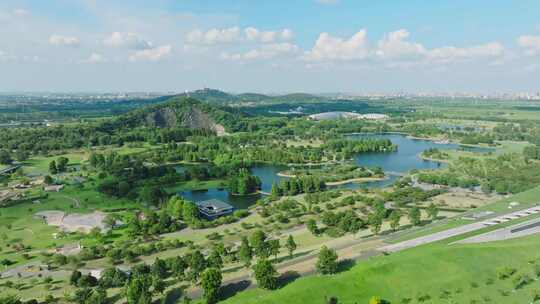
[
  {"x1": 221, "y1": 233, "x2": 540, "y2": 304},
  {"x1": 0, "y1": 184, "x2": 135, "y2": 266},
  {"x1": 386, "y1": 185, "x2": 540, "y2": 244}
]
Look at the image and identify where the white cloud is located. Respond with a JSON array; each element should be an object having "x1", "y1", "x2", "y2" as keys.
[
  {"x1": 49, "y1": 34, "x2": 80, "y2": 47},
  {"x1": 186, "y1": 27, "x2": 241, "y2": 45},
  {"x1": 245, "y1": 27, "x2": 294, "y2": 43},
  {"x1": 221, "y1": 43, "x2": 299, "y2": 61},
  {"x1": 303, "y1": 30, "x2": 370, "y2": 61},
  {"x1": 103, "y1": 32, "x2": 152, "y2": 49},
  {"x1": 427, "y1": 42, "x2": 505, "y2": 63},
  {"x1": 302, "y1": 28, "x2": 504, "y2": 66},
  {"x1": 86, "y1": 53, "x2": 106, "y2": 63},
  {"x1": 129, "y1": 45, "x2": 171, "y2": 62},
  {"x1": 375, "y1": 29, "x2": 426, "y2": 60},
  {"x1": 517, "y1": 35, "x2": 540, "y2": 56},
  {"x1": 316, "y1": 0, "x2": 339, "y2": 5},
  {"x1": 282, "y1": 29, "x2": 294, "y2": 41},
  {"x1": 186, "y1": 27, "x2": 293, "y2": 45}
]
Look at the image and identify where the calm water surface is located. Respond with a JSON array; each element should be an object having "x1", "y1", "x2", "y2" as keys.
[{"x1": 179, "y1": 133, "x2": 493, "y2": 208}]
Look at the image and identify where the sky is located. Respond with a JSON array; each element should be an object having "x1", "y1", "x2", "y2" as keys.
[{"x1": 1, "y1": 0, "x2": 540, "y2": 93}]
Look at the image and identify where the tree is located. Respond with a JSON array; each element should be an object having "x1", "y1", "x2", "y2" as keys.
[
  {"x1": 125, "y1": 275, "x2": 152, "y2": 304},
  {"x1": 208, "y1": 249, "x2": 223, "y2": 270},
  {"x1": 0, "y1": 150, "x2": 12, "y2": 165},
  {"x1": 316, "y1": 245, "x2": 338, "y2": 275},
  {"x1": 285, "y1": 235, "x2": 297, "y2": 258},
  {"x1": 182, "y1": 201, "x2": 200, "y2": 225},
  {"x1": 427, "y1": 203, "x2": 439, "y2": 221},
  {"x1": 152, "y1": 257, "x2": 168, "y2": 278},
  {"x1": 70, "y1": 270, "x2": 82, "y2": 286},
  {"x1": 408, "y1": 207, "x2": 421, "y2": 226},
  {"x1": 389, "y1": 210, "x2": 401, "y2": 231},
  {"x1": 268, "y1": 239, "x2": 280, "y2": 260},
  {"x1": 44, "y1": 175, "x2": 54, "y2": 185},
  {"x1": 252, "y1": 259, "x2": 278, "y2": 290},
  {"x1": 171, "y1": 256, "x2": 187, "y2": 279},
  {"x1": 307, "y1": 219, "x2": 319, "y2": 235},
  {"x1": 56, "y1": 157, "x2": 69, "y2": 172},
  {"x1": 139, "y1": 186, "x2": 166, "y2": 206},
  {"x1": 368, "y1": 213, "x2": 383, "y2": 235},
  {"x1": 152, "y1": 276, "x2": 166, "y2": 295},
  {"x1": 238, "y1": 236, "x2": 253, "y2": 268},
  {"x1": 73, "y1": 287, "x2": 92, "y2": 304},
  {"x1": 270, "y1": 183, "x2": 280, "y2": 199},
  {"x1": 250, "y1": 230, "x2": 269, "y2": 258},
  {"x1": 201, "y1": 268, "x2": 222, "y2": 304},
  {"x1": 188, "y1": 250, "x2": 207, "y2": 282},
  {"x1": 49, "y1": 160, "x2": 58, "y2": 175},
  {"x1": 14, "y1": 150, "x2": 28, "y2": 162}
]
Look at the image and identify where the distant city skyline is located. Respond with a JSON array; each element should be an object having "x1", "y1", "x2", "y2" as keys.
[{"x1": 1, "y1": 0, "x2": 539, "y2": 92}]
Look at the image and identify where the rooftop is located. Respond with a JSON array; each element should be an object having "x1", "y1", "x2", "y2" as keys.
[{"x1": 196, "y1": 199, "x2": 234, "y2": 216}]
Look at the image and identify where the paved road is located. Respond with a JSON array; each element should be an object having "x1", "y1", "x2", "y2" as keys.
[
  {"x1": 380, "y1": 204, "x2": 540, "y2": 252},
  {"x1": 379, "y1": 222, "x2": 486, "y2": 252},
  {"x1": 456, "y1": 217, "x2": 540, "y2": 244}
]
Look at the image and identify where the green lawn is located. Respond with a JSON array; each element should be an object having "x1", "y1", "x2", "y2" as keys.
[
  {"x1": 387, "y1": 185, "x2": 540, "y2": 244},
  {"x1": 0, "y1": 184, "x2": 136, "y2": 267},
  {"x1": 23, "y1": 152, "x2": 87, "y2": 175},
  {"x1": 222, "y1": 233, "x2": 540, "y2": 304}
]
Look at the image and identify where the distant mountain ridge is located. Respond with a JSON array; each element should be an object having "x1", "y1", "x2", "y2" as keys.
[{"x1": 175, "y1": 88, "x2": 328, "y2": 105}]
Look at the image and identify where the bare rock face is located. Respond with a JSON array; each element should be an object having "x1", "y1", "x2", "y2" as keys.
[
  {"x1": 144, "y1": 105, "x2": 226, "y2": 135},
  {"x1": 145, "y1": 107, "x2": 178, "y2": 128}
]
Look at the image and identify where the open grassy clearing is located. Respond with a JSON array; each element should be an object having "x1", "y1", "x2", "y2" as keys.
[
  {"x1": 0, "y1": 184, "x2": 136, "y2": 266},
  {"x1": 387, "y1": 185, "x2": 540, "y2": 244},
  {"x1": 221, "y1": 232, "x2": 540, "y2": 304}
]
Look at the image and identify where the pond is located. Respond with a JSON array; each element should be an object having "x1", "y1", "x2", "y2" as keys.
[
  {"x1": 178, "y1": 133, "x2": 494, "y2": 208},
  {"x1": 178, "y1": 164, "x2": 285, "y2": 209}
]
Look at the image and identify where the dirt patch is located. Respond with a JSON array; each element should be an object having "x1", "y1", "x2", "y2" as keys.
[
  {"x1": 35, "y1": 210, "x2": 108, "y2": 233},
  {"x1": 429, "y1": 189, "x2": 499, "y2": 209}
]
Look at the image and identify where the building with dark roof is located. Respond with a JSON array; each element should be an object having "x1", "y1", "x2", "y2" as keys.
[{"x1": 196, "y1": 199, "x2": 234, "y2": 220}]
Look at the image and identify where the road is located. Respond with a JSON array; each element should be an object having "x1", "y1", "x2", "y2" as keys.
[
  {"x1": 456, "y1": 217, "x2": 540, "y2": 244},
  {"x1": 378, "y1": 222, "x2": 486, "y2": 252}
]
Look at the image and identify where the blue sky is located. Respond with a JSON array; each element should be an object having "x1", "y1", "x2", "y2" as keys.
[{"x1": 0, "y1": 0, "x2": 539, "y2": 93}]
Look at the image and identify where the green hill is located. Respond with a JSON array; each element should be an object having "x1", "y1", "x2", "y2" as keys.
[{"x1": 100, "y1": 96, "x2": 244, "y2": 134}]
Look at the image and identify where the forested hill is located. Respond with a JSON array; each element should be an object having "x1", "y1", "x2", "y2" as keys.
[
  {"x1": 100, "y1": 96, "x2": 246, "y2": 134},
  {"x1": 0, "y1": 97, "x2": 249, "y2": 153}
]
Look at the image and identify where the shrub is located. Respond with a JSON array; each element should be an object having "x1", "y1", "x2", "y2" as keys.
[
  {"x1": 513, "y1": 273, "x2": 532, "y2": 289},
  {"x1": 233, "y1": 210, "x2": 249, "y2": 219},
  {"x1": 497, "y1": 266, "x2": 516, "y2": 280}
]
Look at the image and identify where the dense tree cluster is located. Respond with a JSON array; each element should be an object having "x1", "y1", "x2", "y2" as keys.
[
  {"x1": 417, "y1": 172, "x2": 480, "y2": 189},
  {"x1": 227, "y1": 169, "x2": 262, "y2": 195},
  {"x1": 271, "y1": 176, "x2": 326, "y2": 198},
  {"x1": 323, "y1": 138, "x2": 397, "y2": 156},
  {"x1": 320, "y1": 210, "x2": 365, "y2": 236},
  {"x1": 383, "y1": 185, "x2": 446, "y2": 206},
  {"x1": 524, "y1": 145, "x2": 540, "y2": 160}
]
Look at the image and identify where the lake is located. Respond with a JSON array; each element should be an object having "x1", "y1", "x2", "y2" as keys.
[{"x1": 179, "y1": 133, "x2": 493, "y2": 208}]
